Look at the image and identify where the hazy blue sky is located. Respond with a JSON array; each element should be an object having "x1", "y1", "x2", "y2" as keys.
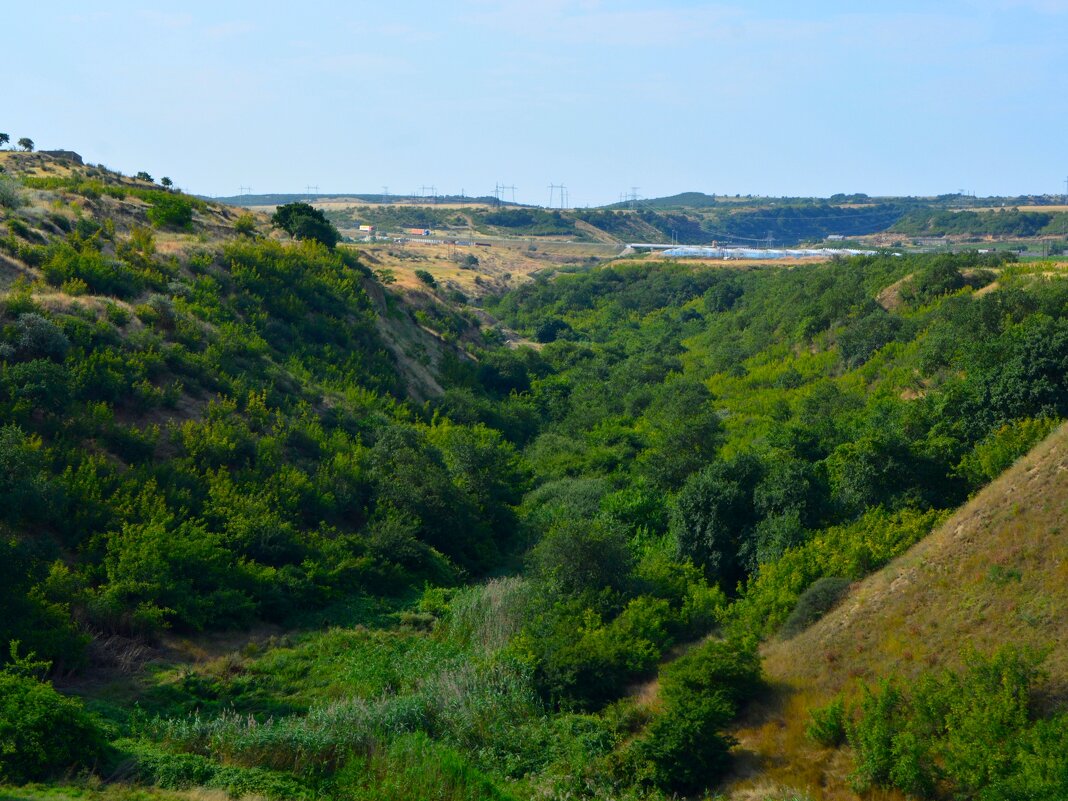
[{"x1": 7, "y1": 1, "x2": 1068, "y2": 204}]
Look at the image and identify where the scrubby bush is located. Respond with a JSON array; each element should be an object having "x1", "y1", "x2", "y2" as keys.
[
  {"x1": 0, "y1": 175, "x2": 25, "y2": 209},
  {"x1": 633, "y1": 638, "x2": 763, "y2": 794},
  {"x1": 806, "y1": 696, "x2": 847, "y2": 747},
  {"x1": 146, "y1": 193, "x2": 195, "y2": 229},
  {"x1": 779, "y1": 576, "x2": 851, "y2": 638},
  {"x1": 0, "y1": 653, "x2": 110, "y2": 782},
  {"x1": 11, "y1": 312, "x2": 70, "y2": 361},
  {"x1": 846, "y1": 647, "x2": 1049, "y2": 798}
]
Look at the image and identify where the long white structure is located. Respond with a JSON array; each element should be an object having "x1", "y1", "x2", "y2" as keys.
[{"x1": 658, "y1": 246, "x2": 878, "y2": 259}]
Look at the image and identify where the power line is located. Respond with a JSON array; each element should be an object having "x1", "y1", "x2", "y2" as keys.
[
  {"x1": 305, "y1": 185, "x2": 318, "y2": 195},
  {"x1": 239, "y1": 186, "x2": 251, "y2": 195},
  {"x1": 495, "y1": 183, "x2": 516, "y2": 206}
]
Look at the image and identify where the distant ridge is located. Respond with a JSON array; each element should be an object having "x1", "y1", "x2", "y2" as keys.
[
  {"x1": 605, "y1": 191, "x2": 721, "y2": 209},
  {"x1": 210, "y1": 193, "x2": 512, "y2": 207}
]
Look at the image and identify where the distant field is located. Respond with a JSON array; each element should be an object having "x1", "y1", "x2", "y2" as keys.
[{"x1": 344, "y1": 238, "x2": 617, "y2": 298}]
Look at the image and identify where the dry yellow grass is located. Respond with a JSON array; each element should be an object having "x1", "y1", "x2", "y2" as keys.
[{"x1": 723, "y1": 422, "x2": 1068, "y2": 800}]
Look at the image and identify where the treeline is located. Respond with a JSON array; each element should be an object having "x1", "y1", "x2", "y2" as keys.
[
  {"x1": 329, "y1": 205, "x2": 457, "y2": 232},
  {"x1": 700, "y1": 202, "x2": 908, "y2": 244},
  {"x1": 892, "y1": 207, "x2": 1068, "y2": 237},
  {"x1": 475, "y1": 208, "x2": 576, "y2": 237}
]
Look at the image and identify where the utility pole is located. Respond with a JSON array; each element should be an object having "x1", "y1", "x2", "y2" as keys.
[
  {"x1": 548, "y1": 184, "x2": 567, "y2": 209},
  {"x1": 305, "y1": 185, "x2": 318, "y2": 196},
  {"x1": 239, "y1": 186, "x2": 251, "y2": 195},
  {"x1": 382, "y1": 186, "x2": 390, "y2": 200}
]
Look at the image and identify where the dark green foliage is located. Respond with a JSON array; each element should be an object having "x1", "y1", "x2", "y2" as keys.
[
  {"x1": 639, "y1": 378, "x2": 723, "y2": 489},
  {"x1": 271, "y1": 202, "x2": 340, "y2": 248},
  {"x1": 531, "y1": 517, "x2": 633, "y2": 599},
  {"x1": 415, "y1": 268, "x2": 437, "y2": 287},
  {"x1": 634, "y1": 694, "x2": 735, "y2": 793},
  {"x1": 0, "y1": 657, "x2": 110, "y2": 782},
  {"x1": 10, "y1": 313, "x2": 70, "y2": 361},
  {"x1": 892, "y1": 207, "x2": 1062, "y2": 237},
  {"x1": 780, "y1": 576, "x2": 850, "y2": 638},
  {"x1": 670, "y1": 454, "x2": 761, "y2": 588},
  {"x1": 634, "y1": 638, "x2": 763, "y2": 794},
  {"x1": 837, "y1": 307, "x2": 907, "y2": 367},
  {"x1": 477, "y1": 208, "x2": 575, "y2": 236}
]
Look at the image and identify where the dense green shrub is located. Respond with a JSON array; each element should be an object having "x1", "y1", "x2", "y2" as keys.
[
  {"x1": 146, "y1": 193, "x2": 195, "y2": 229},
  {"x1": 846, "y1": 647, "x2": 1050, "y2": 798},
  {"x1": 670, "y1": 455, "x2": 760, "y2": 588},
  {"x1": 633, "y1": 638, "x2": 763, "y2": 794},
  {"x1": 0, "y1": 660, "x2": 110, "y2": 782},
  {"x1": 779, "y1": 576, "x2": 851, "y2": 638},
  {"x1": 634, "y1": 694, "x2": 736, "y2": 794},
  {"x1": 806, "y1": 696, "x2": 847, "y2": 747}
]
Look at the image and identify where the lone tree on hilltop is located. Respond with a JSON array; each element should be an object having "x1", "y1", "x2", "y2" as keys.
[
  {"x1": 161, "y1": 177, "x2": 173, "y2": 190},
  {"x1": 0, "y1": 134, "x2": 9, "y2": 149},
  {"x1": 17, "y1": 138, "x2": 33, "y2": 152},
  {"x1": 136, "y1": 171, "x2": 153, "y2": 183},
  {"x1": 271, "y1": 201, "x2": 340, "y2": 249}
]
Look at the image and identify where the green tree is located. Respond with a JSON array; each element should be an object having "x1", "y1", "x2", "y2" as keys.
[
  {"x1": 17, "y1": 137, "x2": 33, "y2": 152},
  {"x1": 531, "y1": 516, "x2": 634, "y2": 599},
  {"x1": 670, "y1": 455, "x2": 761, "y2": 588},
  {"x1": 271, "y1": 201, "x2": 340, "y2": 249},
  {"x1": 160, "y1": 176, "x2": 173, "y2": 189},
  {"x1": 135, "y1": 171, "x2": 153, "y2": 182},
  {"x1": 0, "y1": 133, "x2": 9, "y2": 148},
  {"x1": 639, "y1": 378, "x2": 724, "y2": 489}
]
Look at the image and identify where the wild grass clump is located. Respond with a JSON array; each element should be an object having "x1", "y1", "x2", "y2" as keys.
[
  {"x1": 142, "y1": 699, "x2": 389, "y2": 775},
  {"x1": 141, "y1": 657, "x2": 544, "y2": 779},
  {"x1": 127, "y1": 741, "x2": 314, "y2": 800},
  {"x1": 436, "y1": 578, "x2": 535, "y2": 653},
  {"x1": 333, "y1": 732, "x2": 521, "y2": 801}
]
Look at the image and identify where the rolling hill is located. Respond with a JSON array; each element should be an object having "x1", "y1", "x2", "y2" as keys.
[{"x1": 726, "y1": 421, "x2": 1068, "y2": 800}]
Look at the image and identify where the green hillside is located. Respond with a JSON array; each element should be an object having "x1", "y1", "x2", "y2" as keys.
[{"x1": 3, "y1": 151, "x2": 1068, "y2": 800}]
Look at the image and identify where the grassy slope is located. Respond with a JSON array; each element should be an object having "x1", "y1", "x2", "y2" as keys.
[
  {"x1": 725, "y1": 422, "x2": 1068, "y2": 801},
  {"x1": 0, "y1": 151, "x2": 480, "y2": 401}
]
